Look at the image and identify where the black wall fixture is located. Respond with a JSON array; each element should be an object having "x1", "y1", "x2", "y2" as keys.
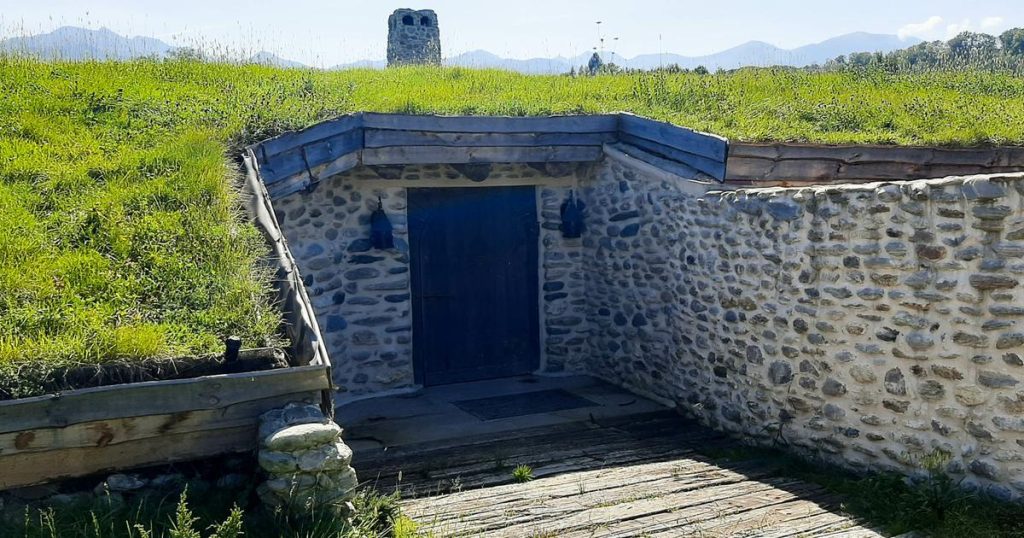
[
  {"x1": 370, "y1": 197, "x2": 395, "y2": 249},
  {"x1": 560, "y1": 191, "x2": 586, "y2": 239}
]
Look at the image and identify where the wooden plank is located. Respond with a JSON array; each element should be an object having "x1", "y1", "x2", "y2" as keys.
[
  {"x1": 644, "y1": 500, "x2": 834, "y2": 538},
  {"x1": 364, "y1": 129, "x2": 615, "y2": 148},
  {"x1": 0, "y1": 391, "x2": 319, "y2": 456},
  {"x1": 619, "y1": 132, "x2": 726, "y2": 180},
  {"x1": 302, "y1": 129, "x2": 362, "y2": 169},
  {"x1": 731, "y1": 142, "x2": 1024, "y2": 167},
  {"x1": 260, "y1": 129, "x2": 360, "y2": 185},
  {"x1": 482, "y1": 480, "x2": 798, "y2": 537},
  {"x1": 354, "y1": 412, "x2": 693, "y2": 471},
  {"x1": 724, "y1": 156, "x2": 783, "y2": 180},
  {"x1": 618, "y1": 113, "x2": 728, "y2": 162},
  {"x1": 556, "y1": 480, "x2": 821, "y2": 538},
  {"x1": 1, "y1": 424, "x2": 256, "y2": 489},
  {"x1": 0, "y1": 365, "x2": 330, "y2": 433},
  {"x1": 259, "y1": 146, "x2": 310, "y2": 185},
  {"x1": 362, "y1": 113, "x2": 619, "y2": 134},
  {"x1": 361, "y1": 145, "x2": 602, "y2": 165},
  {"x1": 265, "y1": 171, "x2": 312, "y2": 199},
  {"x1": 607, "y1": 143, "x2": 708, "y2": 180},
  {"x1": 404, "y1": 459, "x2": 777, "y2": 527},
  {"x1": 727, "y1": 157, "x2": 1024, "y2": 183},
  {"x1": 754, "y1": 512, "x2": 881, "y2": 538},
  {"x1": 259, "y1": 114, "x2": 363, "y2": 158},
  {"x1": 836, "y1": 162, "x2": 1016, "y2": 180},
  {"x1": 402, "y1": 458, "x2": 739, "y2": 512},
  {"x1": 354, "y1": 411, "x2": 678, "y2": 470},
  {"x1": 313, "y1": 151, "x2": 361, "y2": 181},
  {"x1": 728, "y1": 156, "x2": 840, "y2": 182},
  {"x1": 727, "y1": 143, "x2": 1024, "y2": 183}
]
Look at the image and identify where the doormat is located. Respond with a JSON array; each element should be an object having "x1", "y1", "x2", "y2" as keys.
[{"x1": 452, "y1": 389, "x2": 599, "y2": 421}]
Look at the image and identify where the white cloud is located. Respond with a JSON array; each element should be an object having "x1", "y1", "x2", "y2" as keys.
[
  {"x1": 898, "y1": 16, "x2": 944, "y2": 40},
  {"x1": 945, "y1": 18, "x2": 973, "y2": 39},
  {"x1": 900, "y1": 15, "x2": 1008, "y2": 42},
  {"x1": 981, "y1": 16, "x2": 1005, "y2": 31}
]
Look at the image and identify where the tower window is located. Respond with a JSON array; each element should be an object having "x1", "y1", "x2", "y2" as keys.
[
  {"x1": 420, "y1": 16, "x2": 432, "y2": 27},
  {"x1": 402, "y1": 15, "x2": 414, "y2": 25}
]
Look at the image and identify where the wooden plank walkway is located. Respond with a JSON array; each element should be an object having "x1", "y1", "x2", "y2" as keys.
[{"x1": 354, "y1": 411, "x2": 886, "y2": 537}]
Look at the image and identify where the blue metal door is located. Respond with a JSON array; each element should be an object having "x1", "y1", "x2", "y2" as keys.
[{"x1": 409, "y1": 187, "x2": 540, "y2": 386}]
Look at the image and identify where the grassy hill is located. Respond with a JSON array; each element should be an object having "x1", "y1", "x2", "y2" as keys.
[{"x1": 2, "y1": 57, "x2": 1024, "y2": 394}]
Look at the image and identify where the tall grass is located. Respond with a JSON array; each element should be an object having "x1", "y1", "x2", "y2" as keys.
[
  {"x1": 2, "y1": 57, "x2": 1024, "y2": 382},
  {"x1": 3, "y1": 486, "x2": 413, "y2": 538}
]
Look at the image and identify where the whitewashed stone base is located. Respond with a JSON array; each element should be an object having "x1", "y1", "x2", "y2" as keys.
[{"x1": 257, "y1": 404, "x2": 357, "y2": 515}]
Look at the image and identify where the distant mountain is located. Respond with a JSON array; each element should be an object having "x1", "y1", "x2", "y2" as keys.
[
  {"x1": 0, "y1": 26, "x2": 172, "y2": 60},
  {"x1": 2, "y1": 27, "x2": 919, "y2": 74},
  {"x1": 330, "y1": 59, "x2": 387, "y2": 70},
  {"x1": 443, "y1": 50, "x2": 578, "y2": 74},
  {"x1": 0, "y1": 26, "x2": 308, "y2": 67},
  {"x1": 624, "y1": 32, "x2": 920, "y2": 71},
  {"x1": 344, "y1": 32, "x2": 919, "y2": 73},
  {"x1": 249, "y1": 51, "x2": 306, "y2": 68}
]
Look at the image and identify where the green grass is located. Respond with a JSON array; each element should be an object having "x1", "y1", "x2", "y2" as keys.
[
  {"x1": 704, "y1": 445, "x2": 1024, "y2": 537},
  {"x1": 2, "y1": 486, "x2": 416, "y2": 538},
  {"x1": 3, "y1": 57, "x2": 1024, "y2": 389}
]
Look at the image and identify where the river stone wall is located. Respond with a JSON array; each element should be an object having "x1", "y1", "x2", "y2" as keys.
[
  {"x1": 539, "y1": 185, "x2": 590, "y2": 373},
  {"x1": 273, "y1": 180, "x2": 412, "y2": 399},
  {"x1": 582, "y1": 154, "x2": 1024, "y2": 500},
  {"x1": 274, "y1": 163, "x2": 585, "y2": 399}
]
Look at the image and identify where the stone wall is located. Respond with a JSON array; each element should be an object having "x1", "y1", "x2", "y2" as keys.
[
  {"x1": 581, "y1": 153, "x2": 1024, "y2": 500},
  {"x1": 275, "y1": 144, "x2": 1024, "y2": 498},
  {"x1": 539, "y1": 185, "x2": 590, "y2": 373},
  {"x1": 275, "y1": 163, "x2": 586, "y2": 399},
  {"x1": 577, "y1": 155, "x2": 693, "y2": 393},
  {"x1": 387, "y1": 9, "x2": 441, "y2": 67},
  {"x1": 273, "y1": 179, "x2": 413, "y2": 398}
]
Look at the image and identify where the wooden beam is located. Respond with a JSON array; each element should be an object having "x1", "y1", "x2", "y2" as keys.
[
  {"x1": 362, "y1": 113, "x2": 619, "y2": 133},
  {"x1": 313, "y1": 152, "x2": 361, "y2": 182},
  {"x1": 303, "y1": 129, "x2": 363, "y2": 169},
  {"x1": 729, "y1": 142, "x2": 1024, "y2": 167},
  {"x1": 361, "y1": 145, "x2": 603, "y2": 165},
  {"x1": 259, "y1": 114, "x2": 363, "y2": 158},
  {"x1": 265, "y1": 170, "x2": 312, "y2": 199},
  {"x1": 258, "y1": 145, "x2": 310, "y2": 185},
  {"x1": 260, "y1": 130, "x2": 362, "y2": 185},
  {"x1": 619, "y1": 133, "x2": 725, "y2": 180},
  {"x1": 0, "y1": 365, "x2": 331, "y2": 434},
  {"x1": 365, "y1": 129, "x2": 616, "y2": 148},
  {"x1": 725, "y1": 151, "x2": 1024, "y2": 183},
  {"x1": 606, "y1": 143, "x2": 707, "y2": 180},
  {"x1": 618, "y1": 113, "x2": 728, "y2": 162},
  {"x1": 0, "y1": 392, "x2": 318, "y2": 457},
  {"x1": 1, "y1": 425, "x2": 257, "y2": 489}
]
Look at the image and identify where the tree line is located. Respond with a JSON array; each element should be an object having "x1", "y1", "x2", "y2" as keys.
[{"x1": 825, "y1": 28, "x2": 1024, "y2": 72}]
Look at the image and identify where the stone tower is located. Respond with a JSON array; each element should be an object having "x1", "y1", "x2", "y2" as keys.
[{"x1": 387, "y1": 9, "x2": 441, "y2": 67}]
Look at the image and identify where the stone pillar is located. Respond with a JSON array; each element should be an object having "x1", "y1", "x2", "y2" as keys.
[
  {"x1": 256, "y1": 403, "x2": 358, "y2": 515},
  {"x1": 387, "y1": 9, "x2": 441, "y2": 66}
]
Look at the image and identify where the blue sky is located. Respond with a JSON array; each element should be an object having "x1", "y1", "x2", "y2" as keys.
[{"x1": 0, "y1": 0, "x2": 1020, "y2": 66}]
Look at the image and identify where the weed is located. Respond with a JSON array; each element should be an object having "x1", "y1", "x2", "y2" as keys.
[
  {"x1": 3, "y1": 486, "x2": 406, "y2": 538},
  {"x1": 511, "y1": 464, "x2": 534, "y2": 483},
  {"x1": 576, "y1": 476, "x2": 588, "y2": 495}
]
